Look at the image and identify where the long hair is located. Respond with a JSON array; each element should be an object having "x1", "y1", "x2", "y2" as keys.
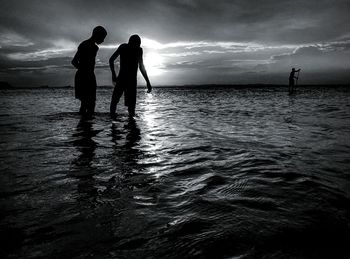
[{"x1": 128, "y1": 34, "x2": 141, "y2": 48}]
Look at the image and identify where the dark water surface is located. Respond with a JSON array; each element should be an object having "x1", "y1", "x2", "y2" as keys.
[{"x1": 1, "y1": 86, "x2": 350, "y2": 258}]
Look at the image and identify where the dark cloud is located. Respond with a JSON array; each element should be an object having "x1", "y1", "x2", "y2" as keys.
[
  {"x1": 0, "y1": 56, "x2": 72, "y2": 70},
  {"x1": 1, "y1": 0, "x2": 350, "y2": 86},
  {"x1": 2, "y1": 0, "x2": 350, "y2": 44},
  {"x1": 271, "y1": 42, "x2": 350, "y2": 70}
]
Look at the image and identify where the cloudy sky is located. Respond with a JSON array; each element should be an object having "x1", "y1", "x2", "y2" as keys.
[{"x1": 1, "y1": 0, "x2": 350, "y2": 86}]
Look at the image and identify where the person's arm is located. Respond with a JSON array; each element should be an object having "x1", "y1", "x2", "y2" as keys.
[
  {"x1": 109, "y1": 46, "x2": 121, "y2": 83},
  {"x1": 71, "y1": 47, "x2": 81, "y2": 69},
  {"x1": 294, "y1": 69, "x2": 301, "y2": 78},
  {"x1": 139, "y1": 49, "x2": 152, "y2": 93}
]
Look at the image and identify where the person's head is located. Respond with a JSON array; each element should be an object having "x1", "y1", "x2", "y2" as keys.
[
  {"x1": 128, "y1": 34, "x2": 141, "y2": 48},
  {"x1": 92, "y1": 26, "x2": 107, "y2": 44},
  {"x1": 292, "y1": 68, "x2": 295, "y2": 71}
]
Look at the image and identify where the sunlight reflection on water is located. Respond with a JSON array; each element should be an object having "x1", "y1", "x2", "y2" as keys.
[{"x1": 1, "y1": 86, "x2": 350, "y2": 258}]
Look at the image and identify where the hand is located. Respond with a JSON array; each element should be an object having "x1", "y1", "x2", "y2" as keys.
[{"x1": 147, "y1": 82, "x2": 152, "y2": 93}]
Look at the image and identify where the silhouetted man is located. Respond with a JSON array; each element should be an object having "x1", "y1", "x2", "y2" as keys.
[
  {"x1": 109, "y1": 34, "x2": 152, "y2": 118},
  {"x1": 72, "y1": 26, "x2": 107, "y2": 118},
  {"x1": 289, "y1": 67, "x2": 301, "y2": 93}
]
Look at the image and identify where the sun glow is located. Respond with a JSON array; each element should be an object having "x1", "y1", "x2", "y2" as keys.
[{"x1": 144, "y1": 52, "x2": 165, "y2": 76}]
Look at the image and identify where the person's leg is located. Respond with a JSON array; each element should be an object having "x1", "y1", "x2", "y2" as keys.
[
  {"x1": 128, "y1": 105, "x2": 135, "y2": 117},
  {"x1": 84, "y1": 85, "x2": 96, "y2": 119},
  {"x1": 86, "y1": 98, "x2": 95, "y2": 118},
  {"x1": 79, "y1": 100, "x2": 86, "y2": 114},
  {"x1": 289, "y1": 80, "x2": 293, "y2": 93},
  {"x1": 80, "y1": 99, "x2": 89, "y2": 115},
  {"x1": 110, "y1": 87, "x2": 123, "y2": 116},
  {"x1": 126, "y1": 83, "x2": 137, "y2": 117}
]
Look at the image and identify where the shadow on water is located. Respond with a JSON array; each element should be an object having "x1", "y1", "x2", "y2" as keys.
[
  {"x1": 69, "y1": 115, "x2": 148, "y2": 199},
  {"x1": 70, "y1": 119, "x2": 102, "y2": 196},
  {"x1": 61, "y1": 116, "x2": 158, "y2": 258},
  {"x1": 110, "y1": 117, "x2": 150, "y2": 189},
  {"x1": 283, "y1": 94, "x2": 297, "y2": 124},
  {"x1": 113, "y1": 118, "x2": 141, "y2": 159}
]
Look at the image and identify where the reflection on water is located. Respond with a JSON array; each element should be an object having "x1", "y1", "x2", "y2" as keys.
[
  {"x1": 112, "y1": 117, "x2": 141, "y2": 160},
  {"x1": 71, "y1": 120, "x2": 98, "y2": 169},
  {"x1": 1, "y1": 87, "x2": 350, "y2": 258},
  {"x1": 71, "y1": 119, "x2": 101, "y2": 196}
]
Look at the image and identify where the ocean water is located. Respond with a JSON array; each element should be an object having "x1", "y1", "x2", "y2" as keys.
[{"x1": 1, "y1": 86, "x2": 350, "y2": 258}]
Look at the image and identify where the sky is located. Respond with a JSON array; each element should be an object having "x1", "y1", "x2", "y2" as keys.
[{"x1": 1, "y1": 0, "x2": 350, "y2": 87}]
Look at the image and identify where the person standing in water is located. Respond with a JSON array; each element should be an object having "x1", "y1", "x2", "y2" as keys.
[
  {"x1": 72, "y1": 26, "x2": 107, "y2": 118},
  {"x1": 109, "y1": 34, "x2": 152, "y2": 118},
  {"x1": 289, "y1": 67, "x2": 301, "y2": 94}
]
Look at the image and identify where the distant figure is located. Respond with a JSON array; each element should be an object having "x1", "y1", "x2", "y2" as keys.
[
  {"x1": 289, "y1": 67, "x2": 301, "y2": 94},
  {"x1": 72, "y1": 26, "x2": 107, "y2": 118},
  {"x1": 109, "y1": 34, "x2": 152, "y2": 118}
]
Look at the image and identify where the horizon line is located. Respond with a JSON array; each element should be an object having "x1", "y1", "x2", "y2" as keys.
[{"x1": 2, "y1": 83, "x2": 350, "y2": 89}]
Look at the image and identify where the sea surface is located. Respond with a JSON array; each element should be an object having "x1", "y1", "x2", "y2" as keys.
[{"x1": 1, "y1": 86, "x2": 350, "y2": 258}]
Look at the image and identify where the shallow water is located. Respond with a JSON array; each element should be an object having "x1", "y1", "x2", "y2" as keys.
[{"x1": 1, "y1": 86, "x2": 350, "y2": 258}]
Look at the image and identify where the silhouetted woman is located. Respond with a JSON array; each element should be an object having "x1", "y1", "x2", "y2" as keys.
[
  {"x1": 72, "y1": 26, "x2": 107, "y2": 118},
  {"x1": 109, "y1": 35, "x2": 152, "y2": 117}
]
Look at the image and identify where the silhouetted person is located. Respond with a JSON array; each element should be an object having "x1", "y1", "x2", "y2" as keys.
[
  {"x1": 109, "y1": 34, "x2": 152, "y2": 118},
  {"x1": 289, "y1": 67, "x2": 301, "y2": 94},
  {"x1": 72, "y1": 26, "x2": 107, "y2": 118}
]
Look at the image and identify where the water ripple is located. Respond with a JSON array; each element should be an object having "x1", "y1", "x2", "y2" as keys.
[{"x1": 1, "y1": 87, "x2": 350, "y2": 258}]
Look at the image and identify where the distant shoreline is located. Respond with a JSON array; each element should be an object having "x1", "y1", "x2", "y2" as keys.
[{"x1": 1, "y1": 84, "x2": 350, "y2": 89}]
